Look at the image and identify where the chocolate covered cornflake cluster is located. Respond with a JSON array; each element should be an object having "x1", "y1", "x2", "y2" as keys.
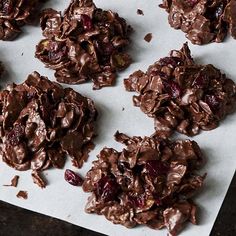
[
  {"x1": 0, "y1": 71, "x2": 97, "y2": 187},
  {"x1": 35, "y1": 0, "x2": 132, "y2": 89},
  {"x1": 83, "y1": 132, "x2": 206, "y2": 236},
  {"x1": 124, "y1": 43, "x2": 236, "y2": 138},
  {"x1": 0, "y1": 0, "x2": 46, "y2": 40},
  {"x1": 160, "y1": 0, "x2": 236, "y2": 45}
]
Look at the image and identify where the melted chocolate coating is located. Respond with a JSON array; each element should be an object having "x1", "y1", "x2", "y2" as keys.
[
  {"x1": 83, "y1": 132, "x2": 206, "y2": 236},
  {"x1": 124, "y1": 43, "x2": 236, "y2": 138},
  {"x1": 0, "y1": 0, "x2": 46, "y2": 40},
  {"x1": 160, "y1": 0, "x2": 236, "y2": 44},
  {"x1": 35, "y1": 0, "x2": 132, "y2": 89},
  {"x1": 0, "y1": 71, "x2": 97, "y2": 186}
]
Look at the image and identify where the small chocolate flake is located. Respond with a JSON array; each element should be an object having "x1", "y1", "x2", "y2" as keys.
[
  {"x1": 144, "y1": 33, "x2": 152, "y2": 42},
  {"x1": 3, "y1": 175, "x2": 19, "y2": 187},
  {"x1": 122, "y1": 107, "x2": 125, "y2": 111},
  {"x1": 137, "y1": 9, "x2": 144, "y2": 15},
  {"x1": 32, "y1": 171, "x2": 46, "y2": 188},
  {"x1": 16, "y1": 191, "x2": 28, "y2": 200}
]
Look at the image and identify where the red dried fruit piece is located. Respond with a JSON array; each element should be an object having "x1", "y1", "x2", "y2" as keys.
[
  {"x1": 128, "y1": 194, "x2": 146, "y2": 208},
  {"x1": 0, "y1": 0, "x2": 13, "y2": 15},
  {"x1": 80, "y1": 14, "x2": 93, "y2": 31},
  {"x1": 205, "y1": 94, "x2": 221, "y2": 112},
  {"x1": 95, "y1": 176, "x2": 120, "y2": 202},
  {"x1": 192, "y1": 75, "x2": 208, "y2": 88},
  {"x1": 48, "y1": 41, "x2": 67, "y2": 61},
  {"x1": 159, "y1": 57, "x2": 179, "y2": 67},
  {"x1": 6, "y1": 124, "x2": 25, "y2": 146},
  {"x1": 145, "y1": 160, "x2": 169, "y2": 177},
  {"x1": 163, "y1": 80, "x2": 182, "y2": 98},
  {"x1": 64, "y1": 169, "x2": 84, "y2": 186}
]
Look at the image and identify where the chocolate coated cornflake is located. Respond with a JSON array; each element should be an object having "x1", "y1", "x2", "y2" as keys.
[
  {"x1": 0, "y1": 71, "x2": 97, "y2": 186},
  {"x1": 160, "y1": 0, "x2": 236, "y2": 44},
  {"x1": 35, "y1": 0, "x2": 132, "y2": 89},
  {"x1": 0, "y1": 0, "x2": 46, "y2": 41},
  {"x1": 124, "y1": 43, "x2": 236, "y2": 138},
  {"x1": 16, "y1": 190, "x2": 28, "y2": 199},
  {"x1": 83, "y1": 132, "x2": 206, "y2": 236}
]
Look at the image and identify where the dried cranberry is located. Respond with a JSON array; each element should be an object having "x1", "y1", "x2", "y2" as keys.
[
  {"x1": 192, "y1": 75, "x2": 208, "y2": 88},
  {"x1": 163, "y1": 80, "x2": 182, "y2": 98},
  {"x1": 64, "y1": 169, "x2": 84, "y2": 186},
  {"x1": 145, "y1": 160, "x2": 169, "y2": 177},
  {"x1": 95, "y1": 41, "x2": 114, "y2": 57},
  {"x1": 128, "y1": 194, "x2": 146, "y2": 208},
  {"x1": 95, "y1": 176, "x2": 120, "y2": 202},
  {"x1": 80, "y1": 14, "x2": 93, "y2": 31},
  {"x1": 0, "y1": 0, "x2": 13, "y2": 15},
  {"x1": 7, "y1": 124, "x2": 25, "y2": 146},
  {"x1": 48, "y1": 42, "x2": 67, "y2": 61},
  {"x1": 159, "y1": 57, "x2": 180, "y2": 67},
  {"x1": 205, "y1": 94, "x2": 221, "y2": 112}
]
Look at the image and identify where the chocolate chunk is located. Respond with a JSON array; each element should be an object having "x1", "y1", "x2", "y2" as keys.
[
  {"x1": 16, "y1": 190, "x2": 28, "y2": 200},
  {"x1": 3, "y1": 175, "x2": 19, "y2": 187},
  {"x1": 83, "y1": 131, "x2": 206, "y2": 236},
  {"x1": 124, "y1": 43, "x2": 236, "y2": 138},
  {"x1": 0, "y1": 71, "x2": 97, "y2": 186},
  {"x1": 137, "y1": 9, "x2": 144, "y2": 15},
  {"x1": 0, "y1": 0, "x2": 46, "y2": 41},
  {"x1": 32, "y1": 171, "x2": 46, "y2": 188},
  {"x1": 144, "y1": 33, "x2": 152, "y2": 42},
  {"x1": 160, "y1": 0, "x2": 236, "y2": 44},
  {"x1": 35, "y1": 0, "x2": 132, "y2": 89}
]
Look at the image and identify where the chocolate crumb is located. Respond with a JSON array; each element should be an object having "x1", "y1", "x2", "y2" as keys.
[
  {"x1": 124, "y1": 43, "x2": 236, "y2": 138},
  {"x1": 144, "y1": 33, "x2": 152, "y2": 42},
  {"x1": 83, "y1": 132, "x2": 206, "y2": 236},
  {"x1": 122, "y1": 107, "x2": 125, "y2": 111},
  {"x1": 137, "y1": 9, "x2": 144, "y2": 15},
  {"x1": 3, "y1": 175, "x2": 19, "y2": 187},
  {"x1": 35, "y1": 0, "x2": 132, "y2": 89},
  {"x1": 32, "y1": 171, "x2": 46, "y2": 188},
  {"x1": 17, "y1": 191, "x2": 28, "y2": 200}
]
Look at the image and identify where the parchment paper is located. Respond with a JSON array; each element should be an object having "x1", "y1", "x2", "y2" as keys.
[{"x1": 0, "y1": 1, "x2": 235, "y2": 235}]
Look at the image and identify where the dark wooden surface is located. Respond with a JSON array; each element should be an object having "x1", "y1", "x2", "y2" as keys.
[{"x1": 0, "y1": 171, "x2": 235, "y2": 236}]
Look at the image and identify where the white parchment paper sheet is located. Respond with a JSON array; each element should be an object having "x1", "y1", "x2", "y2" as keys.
[{"x1": 0, "y1": 1, "x2": 235, "y2": 235}]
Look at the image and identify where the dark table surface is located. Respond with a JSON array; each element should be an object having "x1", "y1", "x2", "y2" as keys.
[{"x1": 0, "y1": 171, "x2": 235, "y2": 236}]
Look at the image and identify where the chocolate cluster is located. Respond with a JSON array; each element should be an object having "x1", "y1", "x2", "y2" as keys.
[
  {"x1": 0, "y1": 71, "x2": 97, "y2": 185},
  {"x1": 160, "y1": 0, "x2": 236, "y2": 44},
  {"x1": 83, "y1": 132, "x2": 206, "y2": 236},
  {"x1": 124, "y1": 43, "x2": 236, "y2": 138},
  {"x1": 0, "y1": 0, "x2": 45, "y2": 40},
  {"x1": 35, "y1": 0, "x2": 132, "y2": 89}
]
